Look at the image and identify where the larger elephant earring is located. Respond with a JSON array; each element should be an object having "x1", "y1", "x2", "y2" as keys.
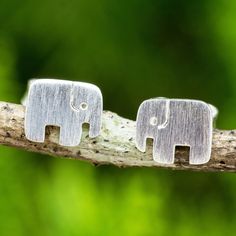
[
  {"x1": 23, "y1": 79, "x2": 103, "y2": 147},
  {"x1": 136, "y1": 98, "x2": 218, "y2": 165}
]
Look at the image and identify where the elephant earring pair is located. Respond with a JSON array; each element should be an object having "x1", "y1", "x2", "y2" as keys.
[{"x1": 23, "y1": 79, "x2": 218, "y2": 165}]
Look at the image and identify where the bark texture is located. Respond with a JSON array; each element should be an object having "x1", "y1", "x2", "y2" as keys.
[{"x1": 0, "y1": 102, "x2": 236, "y2": 172}]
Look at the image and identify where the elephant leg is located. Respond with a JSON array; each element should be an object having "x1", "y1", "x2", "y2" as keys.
[
  {"x1": 25, "y1": 119, "x2": 46, "y2": 143},
  {"x1": 59, "y1": 125, "x2": 82, "y2": 147},
  {"x1": 153, "y1": 139, "x2": 175, "y2": 164},
  {"x1": 189, "y1": 143, "x2": 211, "y2": 164}
]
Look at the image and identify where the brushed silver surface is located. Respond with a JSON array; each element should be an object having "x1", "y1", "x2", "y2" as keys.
[
  {"x1": 136, "y1": 98, "x2": 218, "y2": 165},
  {"x1": 24, "y1": 79, "x2": 103, "y2": 147}
]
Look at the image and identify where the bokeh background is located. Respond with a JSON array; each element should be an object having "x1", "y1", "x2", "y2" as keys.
[{"x1": 0, "y1": 0, "x2": 236, "y2": 235}]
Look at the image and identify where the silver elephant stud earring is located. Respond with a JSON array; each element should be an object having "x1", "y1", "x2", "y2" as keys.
[
  {"x1": 23, "y1": 79, "x2": 103, "y2": 146},
  {"x1": 136, "y1": 98, "x2": 218, "y2": 165}
]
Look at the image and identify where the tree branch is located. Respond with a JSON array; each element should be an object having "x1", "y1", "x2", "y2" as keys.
[{"x1": 0, "y1": 101, "x2": 235, "y2": 172}]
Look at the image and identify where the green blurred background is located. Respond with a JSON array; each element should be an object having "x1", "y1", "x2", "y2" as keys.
[{"x1": 0, "y1": 0, "x2": 236, "y2": 235}]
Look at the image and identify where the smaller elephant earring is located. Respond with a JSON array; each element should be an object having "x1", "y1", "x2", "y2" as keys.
[
  {"x1": 22, "y1": 79, "x2": 103, "y2": 147},
  {"x1": 136, "y1": 98, "x2": 218, "y2": 165}
]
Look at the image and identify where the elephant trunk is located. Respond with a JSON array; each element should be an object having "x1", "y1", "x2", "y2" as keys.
[{"x1": 89, "y1": 99, "x2": 102, "y2": 138}]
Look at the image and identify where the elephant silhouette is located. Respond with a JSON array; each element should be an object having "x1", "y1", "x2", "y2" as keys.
[
  {"x1": 136, "y1": 98, "x2": 217, "y2": 165},
  {"x1": 24, "y1": 79, "x2": 103, "y2": 146}
]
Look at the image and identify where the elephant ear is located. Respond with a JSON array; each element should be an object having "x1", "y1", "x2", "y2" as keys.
[
  {"x1": 157, "y1": 99, "x2": 170, "y2": 129},
  {"x1": 70, "y1": 84, "x2": 84, "y2": 112}
]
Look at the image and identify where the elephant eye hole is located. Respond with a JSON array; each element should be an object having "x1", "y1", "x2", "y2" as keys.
[
  {"x1": 150, "y1": 117, "x2": 158, "y2": 126},
  {"x1": 80, "y1": 102, "x2": 88, "y2": 110}
]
